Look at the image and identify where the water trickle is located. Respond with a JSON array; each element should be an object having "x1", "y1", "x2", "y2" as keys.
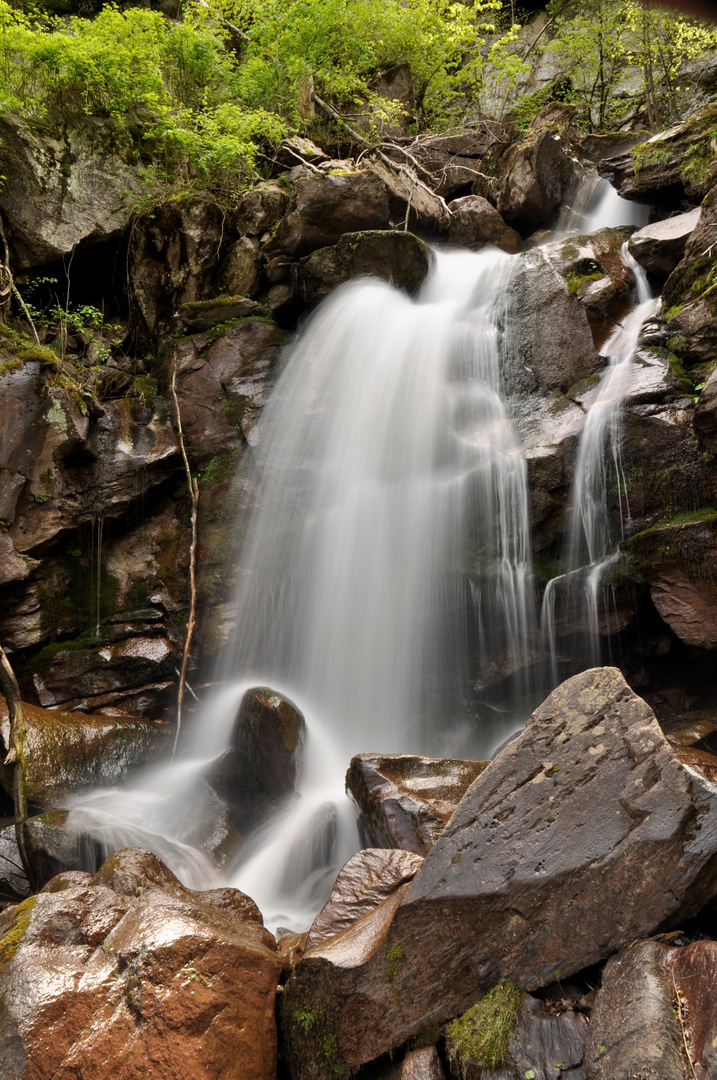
[
  {"x1": 556, "y1": 174, "x2": 650, "y2": 235},
  {"x1": 541, "y1": 243, "x2": 658, "y2": 669}
]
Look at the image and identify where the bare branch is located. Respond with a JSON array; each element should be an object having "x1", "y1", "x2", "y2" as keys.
[{"x1": 0, "y1": 644, "x2": 34, "y2": 889}]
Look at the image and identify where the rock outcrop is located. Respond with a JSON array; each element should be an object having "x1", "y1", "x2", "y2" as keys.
[
  {"x1": 0, "y1": 847, "x2": 281, "y2": 1079},
  {"x1": 0, "y1": 697, "x2": 170, "y2": 808},
  {"x1": 297, "y1": 231, "x2": 433, "y2": 308},
  {"x1": 447, "y1": 196, "x2": 521, "y2": 253},
  {"x1": 491, "y1": 128, "x2": 573, "y2": 233},
  {"x1": 628, "y1": 207, "x2": 701, "y2": 276},
  {"x1": 346, "y1": 754, "x2": 489, "y2": 855},
  {"x1": 662, "y1": 184, "x2": 717, "y2": 365},
  {"x1": 280, "y1": 668, "x2": 717, "y2": 1080},
  {"x1": 269, "y1": 171, "x2": 391, "y2": 257},
  {"x1": 695, "y1": 368, "x2": 717, "y2": 452}
]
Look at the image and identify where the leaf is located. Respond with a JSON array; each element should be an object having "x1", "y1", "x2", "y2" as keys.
[{"x1": 525, "y1": 1072, "x2": 535, "y2": 1079}]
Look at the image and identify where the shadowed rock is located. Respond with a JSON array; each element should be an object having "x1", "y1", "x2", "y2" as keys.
[
  {"x1": 269, "y1": 171, "x2": 391, "y2": 257},
  {"x1": 695, "y1": 368, "x2": 717, "y2": 453},
  {"x1": 447, "y1": 196, "x2": 521, "y2": 253},
  {"x1": 628, "y1": 207, "x2": 701, "y2": 276},
  {"x1": 297, "y1": 231, "x2": 432, "y2": 308},
  {"x1": 280, "y1": 668, "x2": 717, "y2": 1080},
  {"x1": 346, "y1": 754, "x2": 489, "y2": 855}
]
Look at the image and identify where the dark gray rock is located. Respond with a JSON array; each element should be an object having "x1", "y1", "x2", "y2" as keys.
[
  {"x1": 298, "y1": 231, "x2": 432, "y2": 308},
  {"x1": 269, "y1": 171, "x2": 391, "y2": 257},
  {"x1": 447, "y1": 196, "x2": 521, "y2": 253},
  {"x1": 492, "y1": 129, "x2": 573, "y2": 233},
  {"x1": 628, "y1": 207, "x2": 701, "y2": 276},
  {"x1": 695, "y1": 368, "x2": 717, "y2": 452},
  {"x1": 280, "y1": 667, "x2": 717, "y2": 1080}
]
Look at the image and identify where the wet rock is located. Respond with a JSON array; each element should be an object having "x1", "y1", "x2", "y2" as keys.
[
  {"x1": 269, "y1": 171, "x2": 391, "y2": 258},
  {"x1": 602, "y1": 102, "x2": 717, "y2": 205},
  {"x1": 280, "y1": 668, "x2": 717, "y2": 1079},
  {"x1": 305, "y1": 849, "x2": 424, "y2": 951},
  {"x1": 629, "y1": 519, "x2": 717, "y2": 649},
  {"x1": 694, "y1": 368, "x2": 717, "y2": 452},
  {"x1": 583, "y1": 938, "x2": 717, "y2": 1079},
  {"x1": 447, "y1": 196, "x2": 521, "y2": 253},
  {"x1": 219, "y1": 236, "x2": 261, "y2": 297},
  {"x1": 382, "y1": 1047, "x2": 446, "y2": 1079},
  {"x1": 505, "y1": 245, "x2": 602, "y2": 394},
  {"x1": 628, "y1": 207, "x2": 701, "y2": 276},
  {"x1": 0, "y1": 846, "x2": 280, "y2": 1079},
  {"x1": 169, "y1": 317, "x2": 286, "y2": 457},
  {"x1": 32, "y1": 636, "x2": 177, "y2": 709},
  {"x1": 128, "y1": 196, "x2": 225, "y2": 349},
  {"x1": 278, "y1": 930, "x2": 309, "y2": 982},
  {"x1": 298, "y1": 231, "x2": 432, "y2": 308},
  {"x1": 176, "y1": 295, "x2": 259, "y2": 332},
  {"x1": 0, "y1": 696, "x2": 170, "y2": 807},
  {"x1": 448, "y1": 993, "x2": 588, "y2": 1080},
  {"x1": 492, "y1": 128, "x2": 573, "y2": 233},
  {"x1": 346, "y1": 754, "x2": 489, "y2": 855},
  {"x1": 369, "y1": 157, "x2": 449, "y2": 232},
  {"x1": 208, "y1": 687, "x2": 305, "y2": 823},
  {"x1": 0, "y1": 114, "x2": 143, "y2": 270}
]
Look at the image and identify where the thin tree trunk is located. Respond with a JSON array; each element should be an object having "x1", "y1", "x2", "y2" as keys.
[
  {"x1": 170, "y1": 360, "x2": 199, "y2": 757},
  {"x1": 0, "y1": 645, "x2": 34, "y2": 889}
]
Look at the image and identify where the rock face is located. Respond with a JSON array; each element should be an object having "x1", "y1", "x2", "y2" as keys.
[
  {"x1": 305, "y1": 849, "x2": 424, "y2": 952},
  {"x1": 492, "y1": 128, "x2": 572, "y2": 233},
  {"x1": 662, "y1": 183, "x2": 717, "y2": 366},
  {"x1": 0, "y1": 697, "x2": 170, "y2": 808},
  {"x1": 629, "y1": 519, "x2": 717, "y2": 650},
  {"x1": 0, "y1": 847, "x2": 281, "y2": 1080},
  {"x1": 627, "y1": 207, "x2": 701, "y2": 276},
  {"x1": 298, "y1": 231, "x2": 432, "y2": 308},
  {"x1": 447, "y1": 196, "x2": 521, "y2": 253},
  {"x1": 346, "y1": 754, "x2": 489, "y2": 855},
  {"x1": 280, "y1": 668, "x2": 717, "y2": 1080},
  {"x1": 695, "y1": 368, "x2": 717, "y2": 452},
  {"x1": 269, "y1": 171, "x2": 391, "y2": 257},
  {"x1": 584, "y1": 939, "x2": 717, "y2": 1079},
  {"x1": 0, "y1": 114, "x2": 143, "y2": 269}
]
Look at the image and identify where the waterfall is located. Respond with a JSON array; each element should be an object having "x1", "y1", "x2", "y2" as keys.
[
  {"x1": 541, "y1": 243, "x2": 658, "y2": 670},
  {"x1": 67, "y1": 246, "x2": 536, "y2": 931},
  {"x1": 556, "y1": 174, "x2": 650, "y2": 235}
]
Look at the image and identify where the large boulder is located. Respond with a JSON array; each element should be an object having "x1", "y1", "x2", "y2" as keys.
[
  {"x1": 0, "y1": 697, "x2": 171, "y2": 808},
  {"x1": 628, "y1": 518, "x2": 717, "y2": 650},
  {"x1": 305, "y1": 849, "x2": 424, "y2": 951},
  {"x1": 269, "y1": 171, "x2": 391, "y2": 257},
  {"x1": 584, "y1": 938, "x2": 717, "y2": 1079},
  {"x1": 0, "y1": 847, "x2": 281, "y2": 1079},
  {"x1": 447, "y1": 196, "x2": 521, "y2": 253},
  {"x1": 491, "y1": 128, "x2": 573, "y2": 233},
  {"x1": 280, "y1": 668, "x2": 717, "y2": 1079},
  {"x1": 0, "y1": 114, "x2": 143, "y2": 270},
  {"x1": 627, "y1": 207, "x2": 701, "y2": 276},
  {"x1": 346, "y1": 754, "x2": 489, "y2": 855},
  {"x1": 662, "y1": 186, "x2": 717, "y2": 366},
  {"x1": 695, "y1": 368, "x2": 717, "y2": 452},
  {"x1": 297, "y1": 231, "x2": 432, "y2": 308}
]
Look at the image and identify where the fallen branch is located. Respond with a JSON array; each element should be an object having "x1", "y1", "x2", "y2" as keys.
[
  {"x1": 169, "y1": 360, "x2": 200, "y2": 757},
  {"x1": 0, "y1": 213, "x2": 40, "y2": 345},
  {"x1": 0, "y1": 644, "x2": 35, "y2": 890}
]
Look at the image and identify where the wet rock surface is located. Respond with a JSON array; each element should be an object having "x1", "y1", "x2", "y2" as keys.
[
  {"x1": 628, "y1": 207, "x2": 701, "y2": 276},
  {"x1": 281, "y1": 668, "x2": 717, "y2": 1079},
  {"x1": 297, "y1": 230, "x2": 432, "y2": 307},
  {"x1": 305, "y1": 849, "x2": 424, "y2": 952},
  {"x1": 447, "y1": 196, "x2": 521, "y2": 253},
  {"x1": 694, "y1": 367, "x2": 717, "y2": 452},
  {"x1": 491, "y1": 128, "x2": 573, "y2": 233},
  {"x1": 0, "y1": 697, "x2": 170, "y2": 808},
  {"x1": 269, "y1": 171, "x2": 391, "y2": 257},
  {"x1": 346, "y1": 754, "x2": 489, "y2": 855},
  {"x1": 0, "y1": 847, "x2": 280, "y2": 1080}
]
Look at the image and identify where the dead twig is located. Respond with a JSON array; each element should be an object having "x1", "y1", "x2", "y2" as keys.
[
  {"x1": 169, "y1": 359, "x2": 200, "y2": 757},
  {"x1": 0, "y1": 644, "x2": 35, "y2": 890},
  {"x1": 670, "y1": 968, "x2": 698, "y2": 1080}
]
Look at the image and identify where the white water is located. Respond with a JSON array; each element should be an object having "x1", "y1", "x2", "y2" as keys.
[
  {"x1": 541, "y1": 243, "x2": 658, "y2": 670},
  {"x1": 68, "y1": 247, "x2": 536, "y2": 931},
  {"x1": 556, "y1": 174, "x2": 650, "y2": 235}
]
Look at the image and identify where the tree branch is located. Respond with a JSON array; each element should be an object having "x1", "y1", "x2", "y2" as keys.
[{"x1": 0, "y1": 644, "x2": 35, "y2": 889}]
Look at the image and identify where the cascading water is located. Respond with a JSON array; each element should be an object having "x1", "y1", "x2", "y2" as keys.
[
  {"x1": 67, "y1": 246, "x2": 536, "y2": 931},
  {"x1": 556, "y1": 173, "x2": 650, "y2": 234},
  {"x1": 541, "y1": 243, "x2": 658, "y2": 678}
]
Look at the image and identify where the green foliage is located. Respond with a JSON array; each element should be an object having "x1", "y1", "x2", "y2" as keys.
[
  {"x1": 295, "y1": 1008, "x2": 315, "y2": 1035},
  {"x1": 446, "y1": 979, "x2": 524, "y2": 1077}
]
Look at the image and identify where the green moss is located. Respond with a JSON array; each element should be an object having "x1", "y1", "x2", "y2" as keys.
[
  {"x1": 446, "y1": 979, "x2": 524, "y2": 1077},
  {"x1": 319, "y1": 1034, "x2": 345, "y2": 1077},
  {"x1": 0, "y1": 356, "x2": 23, "y2": 377},
  {"x1": 385, "y1": 943, "x2": 406, "y2": 979},
  {"x1": 564, "y1": 269, "x2": 603, "y2": 297},
  {"x1": 0, "y1": 896, "x2": 37, "y2": 967}
]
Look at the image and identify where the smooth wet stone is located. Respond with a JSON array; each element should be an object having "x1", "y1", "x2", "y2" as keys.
[
  {"x1": 447, "y1": 196, "x2": 521, "y2": 253},
  {"x1": 280, "y1": 668, "x2": 717, "y2": 1080},
  {"x1": 305, "y1": 849, "x2": 424, "y2": 952},
  {"x1": 0, "y1": 848, "x2": 278, "y2": 1080},
  {"x1": 346, "y1": 754, "x2": 489, "y2": 855}
]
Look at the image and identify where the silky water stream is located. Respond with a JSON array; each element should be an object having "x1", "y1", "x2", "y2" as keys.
[{"x1": 66, "y1": 182, "x2": 653, "y2": 930}]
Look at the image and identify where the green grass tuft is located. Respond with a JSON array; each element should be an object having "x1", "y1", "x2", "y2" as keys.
[{"x1": 446, "y1": 979, "x2": 524, "y2": 1077}]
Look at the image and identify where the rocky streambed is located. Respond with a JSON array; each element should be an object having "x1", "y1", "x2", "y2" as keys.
[{"x1": 1, "y1": 667, "x2": 717, "y2": 1078}]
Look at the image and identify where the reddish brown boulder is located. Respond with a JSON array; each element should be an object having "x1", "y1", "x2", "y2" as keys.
[
  {"x1": 0, "y1": 847, "x2": 280, "y2": 1080},
  {"x1": 585, "y1": 938, "x2": 717, "y2": 1079},
  {"x1": 381, "y1": 1047, "x2": 446, "y2": 1079},
  {"x1": 280, "y1": 668, "x2": 717, "y2": 1080},
  {"x1": 346, "y1": 754, "x2": 489, "y2": 855},
  {"x1": 447, "y1": 196, "x2": 521, "y2": 253},
  {"x1": 305, "y1": 849, "x2": 423, "y2": 951}
]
